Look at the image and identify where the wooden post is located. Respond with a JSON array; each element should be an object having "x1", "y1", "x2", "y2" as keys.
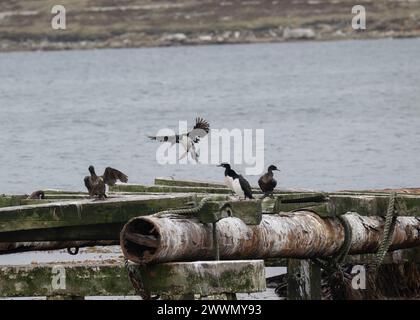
[{"x1": 287, "y1": 259, "x2": 321, "y2": 300}]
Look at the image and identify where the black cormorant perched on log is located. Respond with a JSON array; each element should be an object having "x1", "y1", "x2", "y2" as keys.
[
  {"x1": 218, "y1": 163, "x2": 253, "y2": 200},
  {"x1": 148, "y1": 117, "x2": 210, "y2": 162},
  {"x1": 84, "y1": 165, "x2": 128, "y2": 199},
  {"x1": 258, "y1": 165, "x2": 280, "y2": 198}
]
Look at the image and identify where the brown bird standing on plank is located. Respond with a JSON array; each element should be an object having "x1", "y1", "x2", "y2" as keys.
[
  {"x1": 84, "y1": 165, "x2": 128, "y2": 199},
  {"x1": 258, "y1": 165, "x2": 280, "y2": 198}
]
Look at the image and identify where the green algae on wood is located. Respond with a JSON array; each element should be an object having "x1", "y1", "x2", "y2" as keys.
[
  {"x1": 110, "y1": 184, "x2": 233, "y2": 194},
  {"x1": 128, "y1": 260, "x2": 266, "y2": 296},
  {"x1": 0, "y1": 262, "x2": 134, "y2": 298},
  {"x1": 155, "y1": 177, "x2": 226, "y2": 188},
  {"x1": 0, "y1": 194, "x2": 194, "y2": 241},
  {"x1": 309, "y1": 195, "x2": 420, "y2": 217}
]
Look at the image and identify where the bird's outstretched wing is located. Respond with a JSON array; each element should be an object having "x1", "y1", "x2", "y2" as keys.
[
  {"x1": 102, "y1": 167, "x2": 128, "y2": 186},
  {"x1": 84, "y1": 176, "x2": 92, "y2": 193},
  {"x1": 239, "y1": 175, "x2": 254, "y2": 199},
  {"x1": 148, "y1": 118, "x2": 209, "y2": 145},
  {"x1": 148, "y1": 134, "x2": 179, "y2": 144},
  {"x1": 187, "y1": 117, "x2": 210, "y2": 143}
]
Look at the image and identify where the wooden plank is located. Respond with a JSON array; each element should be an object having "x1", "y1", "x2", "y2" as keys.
[
  {"x1": 0, "y1": 262, "x2": 134, "y2": 298},
  {"x1": 155, "y1": 177, "x2": 226, "y2": 188},
  {"x1": 110, "y1": 184, "x2": 233, "y2": 194},
  {"x1": 127, "y1": 181, "x2": 315, "y2": 195},
  {"x1": 0, "y1": 194, "x2": 194, "y2": 242},
  {"x1": 344, "y1": 247, "x2": 420, "y2": 265},
  {"x1": 308, "y1": 194, "x2": 420, "y2": 217},
  {"x1": 128, "y1": 260, "x2": 266, "y2": 296}
]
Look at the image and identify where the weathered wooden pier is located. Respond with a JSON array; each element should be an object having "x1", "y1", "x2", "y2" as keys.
[{"x1": 1, "y1": 178, "x2": 419, "y2": 300}]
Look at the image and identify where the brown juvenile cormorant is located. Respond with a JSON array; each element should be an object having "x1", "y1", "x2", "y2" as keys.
[
  {"x1": 258, "y1": 165, "x2": 280, "y2": 198},
  {"x1": 84, "y1": 165, "x2": 128, "y2": 199},
  {"x1": 218, "y1": 163, "x2": 253, "y2": 200}
]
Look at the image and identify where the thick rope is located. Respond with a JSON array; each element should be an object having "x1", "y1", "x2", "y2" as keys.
[
  {"x1": 334, "y1": 215, "x2": 353, "y2": 264},
  {"x1": 371, "y1": 192, "x2": 398, "y2": 275},
  {"x1": 152, "y1": 196, "x2": 213, "y2": 218}
]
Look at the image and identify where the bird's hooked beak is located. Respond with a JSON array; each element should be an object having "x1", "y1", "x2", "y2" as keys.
[{"x1": 217, "y1": 164, "x2": 223, "y2": 167}]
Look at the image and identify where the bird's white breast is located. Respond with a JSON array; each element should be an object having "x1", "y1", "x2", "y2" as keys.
[
  {"x1": 224, "y1": 175, "x2": 234, "y2": 191},
  {"x1": 232, "y1": 178, "x2": 245, "y2": 198}
]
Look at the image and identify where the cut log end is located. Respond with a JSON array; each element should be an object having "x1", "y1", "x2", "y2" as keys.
[{"x1": 120, "y1": 217, "x2": 161, "y2": 264}]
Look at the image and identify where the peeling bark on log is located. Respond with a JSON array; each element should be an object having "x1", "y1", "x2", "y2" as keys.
[{"x1": 120, "y1": 211, "x2": 420, "y2": 264}]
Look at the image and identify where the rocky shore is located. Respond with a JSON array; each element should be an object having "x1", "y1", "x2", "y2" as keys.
[{"x1": 1, "y1": 0, "x2": 419, "y2": 52}]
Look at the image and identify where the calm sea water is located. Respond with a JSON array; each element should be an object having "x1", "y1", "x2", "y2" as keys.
[{"x1": 1, "y1": 39, "x2": 420, "y2": 194}]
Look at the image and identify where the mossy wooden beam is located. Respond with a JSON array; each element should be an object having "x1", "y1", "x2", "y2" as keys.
[
  {"x1": 0, "y1": 195, "x2": 27, "y2": 208},
  {"x1": 262, "y1": 193, "x2": 328, "y2": 214},
  {"x1": 0, "y1": 193, "x2": 89, "y2": 208},
  {"x1": 309, "y1": 194, "x2": 420, "y2": 217},
  {"x1": 0, "y1": 262, "x2": 134, "y2": 298},
  {"x1": 127, "y1": 260, "x2": 266, "y2": 297},
  {"x1": 155, "y1": 177, "x2": 226, "y2": 188},
  {"x1": 0, "y1": 240, "x2": 117, "y2": 255},
  {"x1": 344, "y1": 247, "x2": 420, "y2": 265},
  {"x1": 42, "y1": 189, "x2": 88, "y2": 195},
  {"x1": 336, "y1": 188, "x2": 420, "y2": 195},
  {"x1": 111, "y1": 183, "x2": 316, "y2": 197},
  {"x1": 0, "y1": 194, "x2": 194, "y2": 242},
  {"x1": 110, "y1": 184, "x2": 232, "y2": 194},
  {"x1": 155, "y1": 177, "x2": 316, "y2": 194}
]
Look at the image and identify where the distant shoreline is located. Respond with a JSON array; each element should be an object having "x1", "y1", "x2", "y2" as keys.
[
  {"x1": 1, "y1": 0, "x2": 420, "y2": 53},
  {"x1": 1, "y1": 31, "x2": 419, "y2": 53}
]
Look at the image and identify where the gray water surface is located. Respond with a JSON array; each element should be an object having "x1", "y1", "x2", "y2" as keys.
[{"x1": 1, "y1": 38, "x2": 420, "y2": 193}]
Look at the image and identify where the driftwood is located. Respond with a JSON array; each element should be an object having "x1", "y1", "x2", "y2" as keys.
[{"x1": 120, "y1": 211, "x2": 420, "y2": 264}]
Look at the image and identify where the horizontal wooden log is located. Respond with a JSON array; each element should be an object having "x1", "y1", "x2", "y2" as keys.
[
  {"x1": 0, "y1": 262, "x2": 134, "y2": 298},
  {"x1": 127, "y1": 260, "x2": 266, "y2": 296},
  {"x1": 121, "y1": 211, "x2": 420, "y2": 264},
  {"x1": 0, "y1": 194, "x2": 194, "y2": 247}
]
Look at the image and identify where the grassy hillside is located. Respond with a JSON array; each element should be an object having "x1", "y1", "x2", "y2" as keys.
[{"x1": 0, "y1": 0, "x2": 419, "y2": 51}]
